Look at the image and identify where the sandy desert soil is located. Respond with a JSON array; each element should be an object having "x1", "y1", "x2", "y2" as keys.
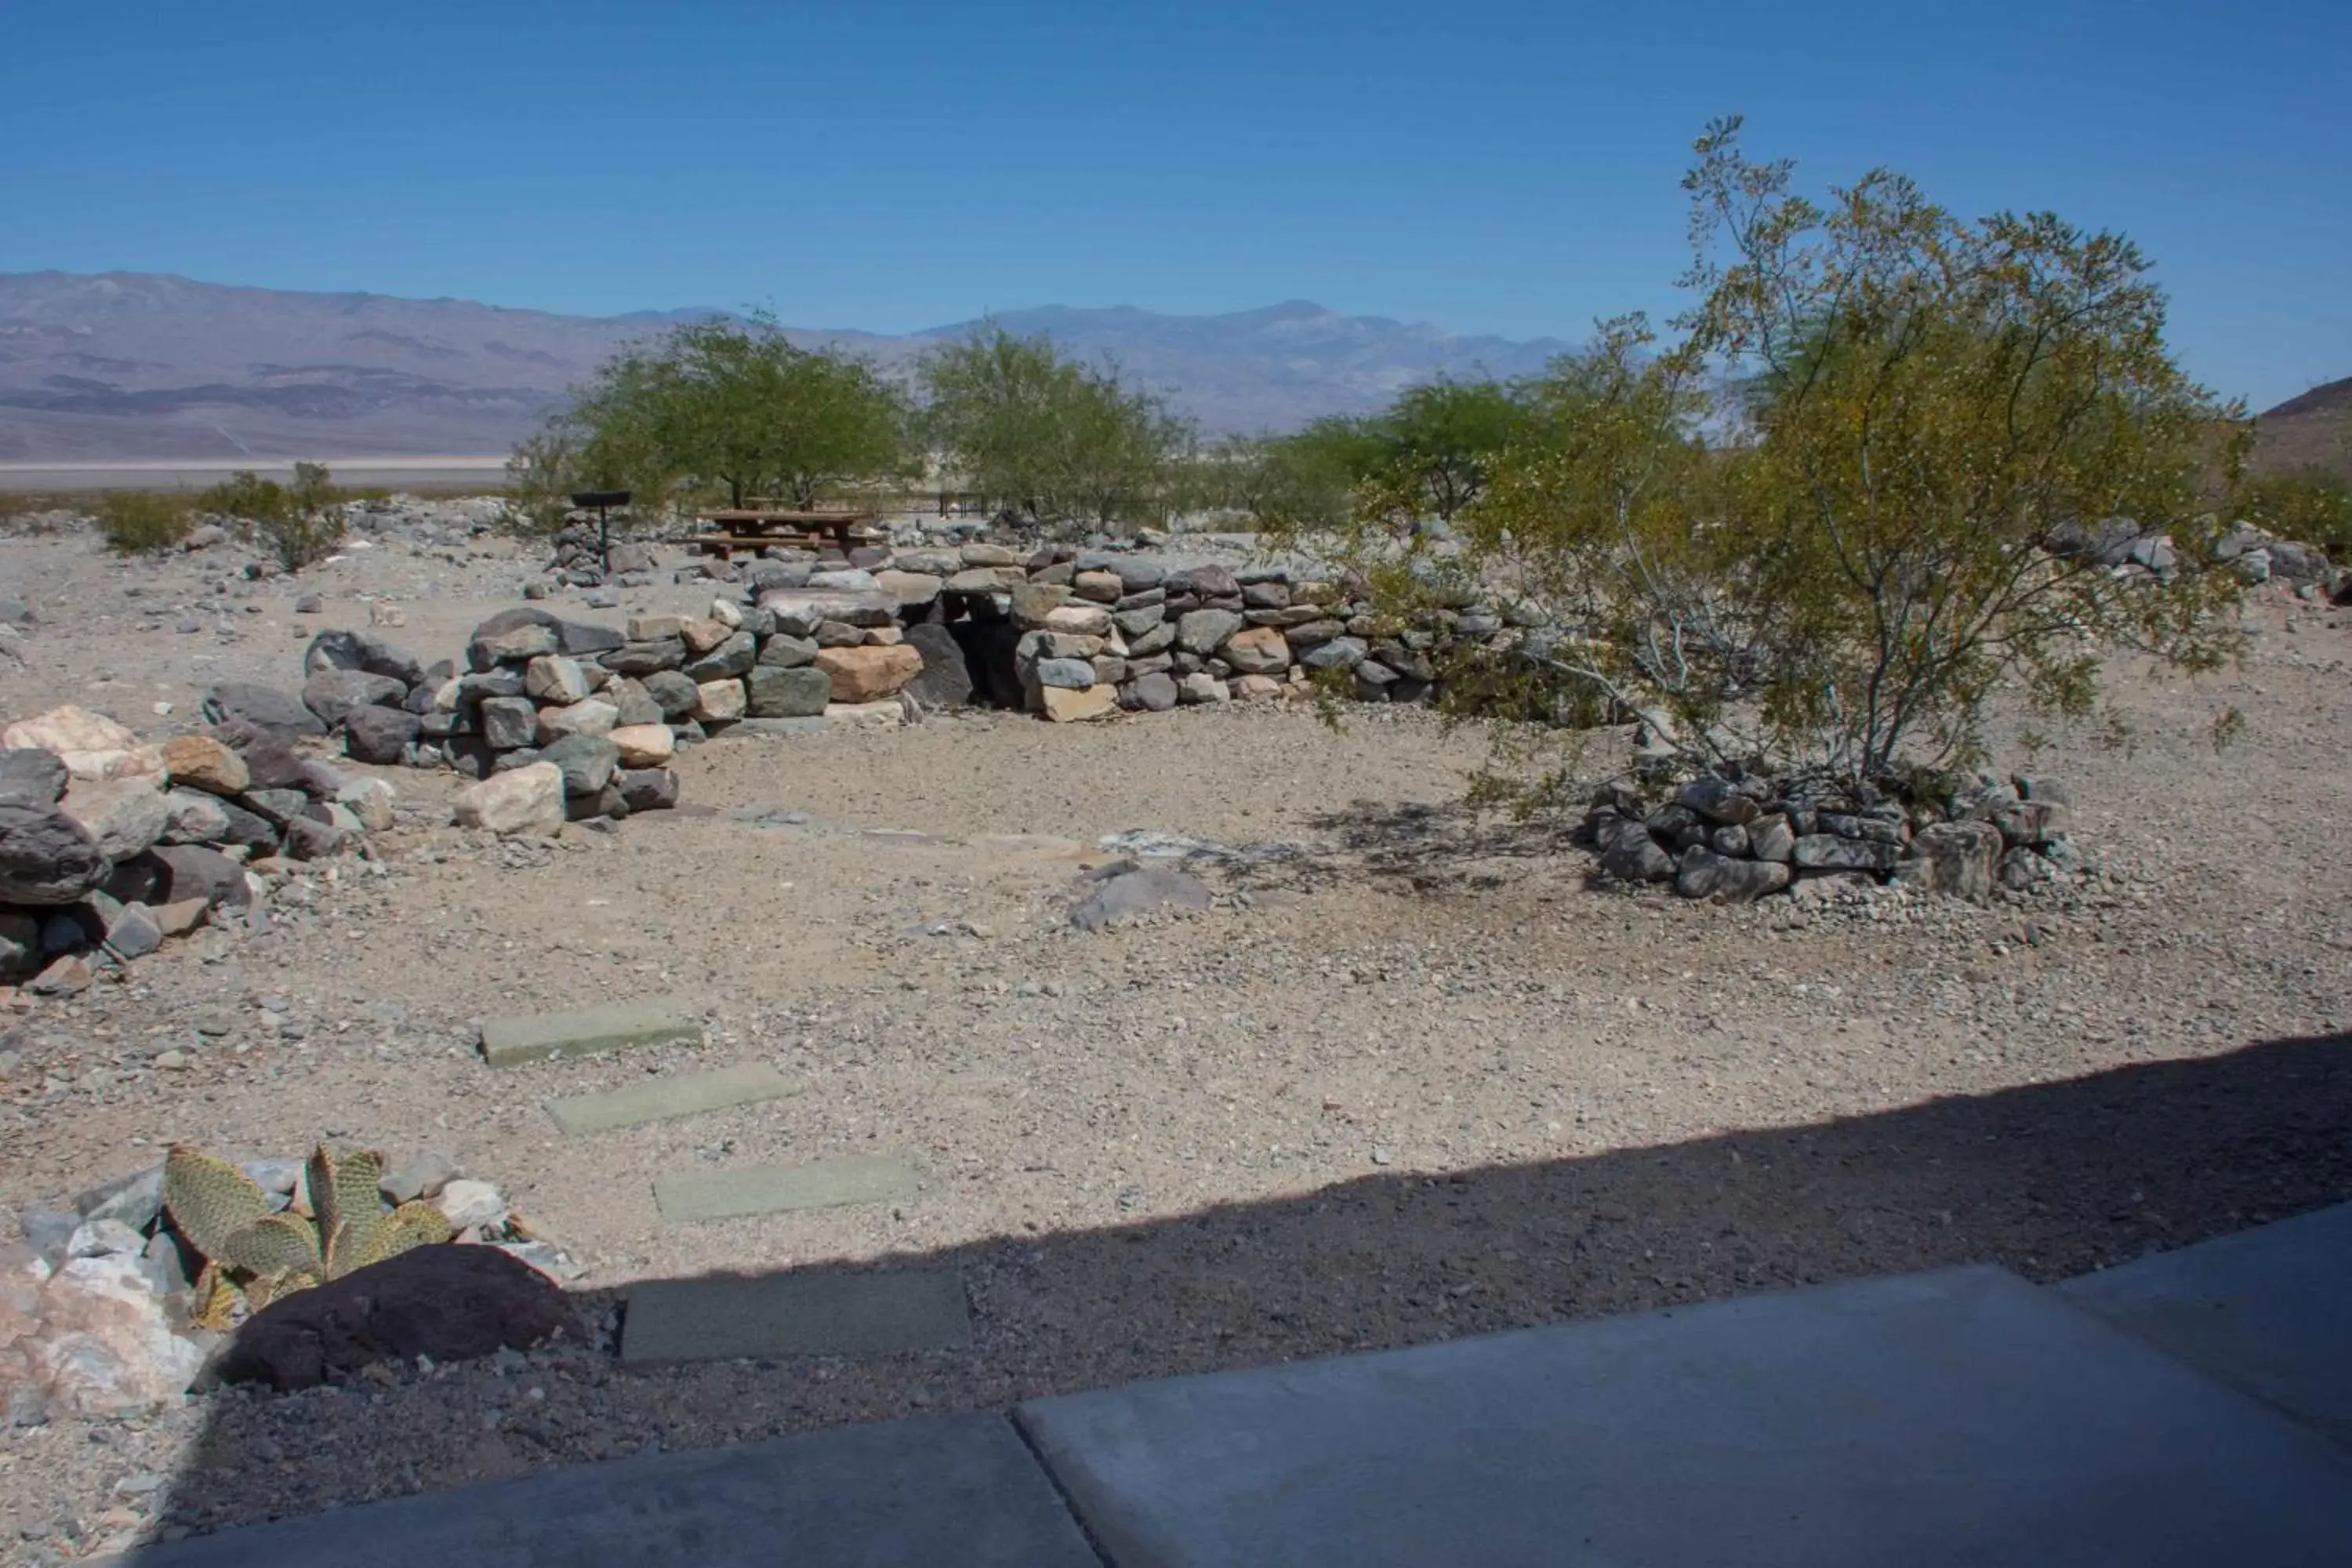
[{"x1": 0, "y1": 521, "x2": 2346, "y2": 1560}]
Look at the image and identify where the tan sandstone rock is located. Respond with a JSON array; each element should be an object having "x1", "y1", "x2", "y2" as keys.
[{"x1": 814, "y1": 644, "x2": 923, "y2": 702}]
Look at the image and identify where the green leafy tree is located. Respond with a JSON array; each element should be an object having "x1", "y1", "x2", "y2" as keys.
[
  {"x1": 1298, "y1": 118, "x2": 2249, "y2": 789},
  {"x1": 919, "y1": 323, "x2": 1190, "y2": 531},
  {"x1": 539, "y1": 312, "x2": 910, "y2": 511}
]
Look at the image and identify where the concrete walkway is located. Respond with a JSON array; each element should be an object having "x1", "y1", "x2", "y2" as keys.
[{"x1": 116, "y1": 1205, "x2": 2352, "y2": 1567}]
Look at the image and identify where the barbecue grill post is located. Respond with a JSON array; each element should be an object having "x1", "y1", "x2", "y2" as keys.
[{"x1": 570, "y1": 490, "x2": 631, "y2": 573}]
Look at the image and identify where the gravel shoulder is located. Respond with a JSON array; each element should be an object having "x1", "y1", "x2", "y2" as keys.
[{"x1": 0, "y1": 523, "x2": 2347, "y2": 1560}]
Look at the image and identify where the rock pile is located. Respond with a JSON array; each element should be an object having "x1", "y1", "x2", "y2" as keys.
[
  {"x1": 292, "y1": 615, "x2": 684, "y2": 826},
  {"x1": 0, "y1": 706, "x2": 390, "y2": 995},
  {"x1": 2, "y1": 1150, "x2": 564, "y2": 1421},
  {"x1": 1584, "y1": 769, "x2": 2083, "y2": 906}
]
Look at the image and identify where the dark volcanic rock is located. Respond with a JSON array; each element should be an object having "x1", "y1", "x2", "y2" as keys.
[
  {"x1": 202, "y1": 682, "x2": 325, "y2": 739},
  {"x1": 343, "y1": 704, "x2": 422, "y2": 764},
  {"x1": 0, "y1": 804, "x2": 107, "y2": 906},
  {"x1": 902, "y1": 621, "x2": 975, "y2": 710},
  {"x1": 0, "y1": 748, "x2": 69, "y2": 808},
  {"x1": 213, "y1": 1246, "x2": 572, "y2": 1392}
]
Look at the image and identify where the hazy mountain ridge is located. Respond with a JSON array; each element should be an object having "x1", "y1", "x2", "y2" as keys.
[{"x1": 0, "y1": 271, "x2": 1572, "y2": 461}]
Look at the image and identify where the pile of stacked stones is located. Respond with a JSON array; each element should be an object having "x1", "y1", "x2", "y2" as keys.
[
  {"x1": 1584, "y1": 769, "x2": 2081, "y2": 906},
  {"x1": 282, "y1": 612, "x2": 684, "y2": 826},
  {"x1": 0, "y1": 705, "x2": 390, "y2": 993}
]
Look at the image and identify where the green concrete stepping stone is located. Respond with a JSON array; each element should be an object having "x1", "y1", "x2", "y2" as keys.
[
  {"x1": 622, "y1": 1269, "x2": 972, "y2": 1362},
  {"x1": 545, "y1": 1061, "x2": 793, "y2": 1135},
  {"x1": 479, "y1": 997, "x2": 702, "y2": 1068},
  {"x1": 654, "y1": 1154, "x2": 921, "y2": 1223}
]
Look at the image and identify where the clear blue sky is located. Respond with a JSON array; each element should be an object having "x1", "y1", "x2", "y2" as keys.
[{"x1": 3, "y1": 1, "x2": 2345, "y2": 408}]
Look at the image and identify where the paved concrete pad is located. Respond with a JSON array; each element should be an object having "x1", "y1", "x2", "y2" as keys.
[
  {"x1": 622, "y1": 1269, "x2": 972, "y2": 1363},
  {"x1": 1018, "y1": 1265, "x2": 2352, "y2": 1567},
  {"x1": 2056, "y1": 1202, "x2": 2352, "y2": 1449},
  {"x1": 479, "y1": 997, "x2": 702, "y2": 1068},
  {"x1": 112, "y1": 1412, "x2": 1094, "y2": 1567},
  {"x1": 545, "y1": 1061, "x2": 793, "y2": 1135},
  {"x1": 654, "y1": 1154, "x2": 920, "y2": 1222}
]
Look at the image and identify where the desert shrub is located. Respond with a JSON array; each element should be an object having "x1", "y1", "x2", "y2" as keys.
[
  {"x1": 235, "y1": 461, "x2": 347, "y2": 572},
  {"x1": 2241, "y1": 467, "x2": 2352, "y2": 559},
  {"x1": 196, "y1": 470, "x2": 292, "y2": 526},
  {"x1": 1281, "y1": 118, "x2": 2247, "y2": 793},
  {"x1": 96, "y1": 491, "x2": 194, "y2": 554}
]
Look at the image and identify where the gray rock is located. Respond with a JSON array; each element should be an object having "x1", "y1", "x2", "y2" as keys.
[
  {"x1": 901, "y1": 622, "x2": 975, "y2": 710},
  {"x1": 16, "y1": 1207, "x2": 78, "y2": 1267},
  {"x1": 1791, "y1": 833, "x2": 1898, "y2": 873},
  {"x1": 1283, "y1": 619, "x2": 1347, "y2": 649},
  {"x1": 466, "y1": 616, "x2": 561, "y2": 670},
  {"x1": 0, "y1": 748, "x2": 68, "y2": 807},
  {"x1": 1675, "y1": 846, "x2": 1791, "y2": 903},
  {"x1": 1131, "y1": 671, "x2": 1180, "y2": 712},
  {"x1": 1710, "y1": 822, "x2": 1751, "y2": 857},
  {"x1": 1678, "y1": 779, "x2": 1762, "y2": 826},
  {"x1": 74, "y1": 1164, "x2": 164, "y2": 1230},
  {"x1": 601, "y1": 638, "x2": 687, "y2": 676},
  {"x1": 305, "y1": 629, "x2": 426, "y2": 687},
  {"x1": 1127, "y1": 620, "x2": 1178, "y2": 658},
  {"x1": 538, "y1": 735, "x2": 622, "y2": 797},
  {"x1": 458, "y1": 668, "x2": 528, "y2": 702},
  {"x1": 639, "y1": 670, "x2": 700, "y2": 720},
  {"x1": 1999, "y1": 845, "x2": 2060, "y2": 892},
  {"x1": 1991, "y1": 800, "x2": 2071, "y2": 846},
  {"x1": 557, "y1": 619, "x2": 626, "y2": 657},
  {"x1": 63, "y1": 781, "x2": 169, "y2": 861},
  {"x1": 1301, "y1": 636, "x2": 1369, "y2": 672},
  {"x1": 0, "y1": 804, "x2": 107, "y2": 905},
  {"x1": 343, "y1": 705, "x2": 421, "y2": 764},
  {"x1": 477, "y1": 696, "x2": 539, "y2": 751},
  {"x1": 1034, "y1": 657, "x2": 1096, "y2": 690},
  {"x1": 1167, "y1": 564, "x2": 1240, "y2": 599},
  {"x1": 103, "y1": 902, "x2": 164, "y2": 960},
  {"x1": 1895, "y1": 820, "x2": 2004, "y2": 903},
  {"x1": 0, "y1": 910, "x2": 42, "y2": 976},
  {"x1": 1112, "y1": 606, "x2": 1168, "y2": 639},
  {"x1": 201, "y1": 681, "x2": 325, "y2": 739},
  {"x1": 604, "y1": 677, "x2": 665, "y2": 728},
  {"x1": 1175, "y1": 608, "x2": 1243, "y2": 655},
  {"x1": 1821, "y1": 811, "x2": 1904, "y2": 845},
  {"x1": 682, "y1": 630, "x2": 757, "y2": 682},
  {"x1": 754, "y1": 633, "x2": 820, "y2": 669},
  {"x1": 1072, "y1": 866, "x2": 1214, "y2": 931},
  {"x1": 1595, "y1": 815, "x2": 1676, "y2": 882},
  {"x1": 617, "y1": 768, "x2": 679, "y2": 813},
  {"x1": 241, "y1": 787, "x2": 311, "y2": 828},
  {"x1": 1748, "y1": 814, "x2": 1795, "y2": 862},
  {"x1": 210, "y1": 799, "x2": 281, "y2": 852},
  {"x1": 380, "y1": 1149, "x2": 462, "y2": 1204},
  {"x1": 744, "y1": 665, "x2": 832, "y2": 719},
  {"x1": 284, "y1": 815, "x2": 348, "y2": 860}
]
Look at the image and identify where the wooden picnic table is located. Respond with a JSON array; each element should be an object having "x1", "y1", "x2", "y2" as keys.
[{"x1": 683, "y1": 507, "x2": 882, "y2": 558}]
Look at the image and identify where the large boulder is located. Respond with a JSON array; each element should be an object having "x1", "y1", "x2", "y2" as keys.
[
  {"x1": 1674, "y1": 846, "x2": 1792, "y2": 903},
  {"x1": 1594, "y1": 815, "x2": 1676, "y2": 882},
  {"x1": 0, "y1": 804, "x2": 108, "y2": 904},
  {"x1": 304, "y1": 629, "x2": 426, "y2": 687},
  {"x1": 814, "y1": 644, "x2": 923, "y2": 702},
  {"x1": 0, "y1": 748, "x2": 67, "y2": 807},
  {"x1": 744, "y1": 665, "x2": 831, "y2": 719},
  {"x1": 201, "y1": 682, "x2": 324, "y2": 739},
  {"x1": 61, "y1": 779, "x2": 169, "y2": 862},
  {"x1": 0, "y1": 706, "x2": 154, "y2": 782},
  {"x1": 1071, "y1": 866, "x2": 1212, "y2": 931},
  {"x1": 452, "y1": 762, "x2": 566, "y2": 837},
  {"x1": 898, "y1": 622, "x2": 974, "y2": 710},
  {"x1": 465, "y1": 608, "x2": 564, "y2": 670},
  {"x1": 212, "y1": 1245, "x2": 572, "y2": 1392},
  {"x1": 1896, "y1": 820, "x2": 2005, "y2": 902},
  {"x1": 147, "y1": 844, "x2": 252, "y2": 908},
  {"x1": 162, "y1": 735, "x2": 249, "y2": 797},
  {"x1": 1175, "y1": 608, "x2": 1243, "y2": 655},
  {"x1": 538, "y1": 734, "x2": 622, "y2": 797},
  {"x1": 343, "y1": 705, "x2": 422, "y2": 765}
]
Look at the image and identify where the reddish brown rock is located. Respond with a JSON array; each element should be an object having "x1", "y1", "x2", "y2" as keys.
[
  {"x1": 814, "y1": 644, "x2": 923, "y2": 702},
  {"x1": 215, "y1": 1245, "x2": 573, "y2": 1391}
]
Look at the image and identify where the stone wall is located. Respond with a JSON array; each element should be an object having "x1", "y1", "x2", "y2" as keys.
[{"x1": 1585, "y1": 769, "x2": 2082, "y2": 906}]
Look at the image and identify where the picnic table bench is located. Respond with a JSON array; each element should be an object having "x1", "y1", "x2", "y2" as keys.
[{"x1": 681, "y1": 507, "x2": 883, "y2": 558}]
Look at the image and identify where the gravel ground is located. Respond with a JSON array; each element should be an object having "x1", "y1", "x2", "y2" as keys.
[{"x1": 0, "y1": 523, "x2": 2347, "y2": 1561}]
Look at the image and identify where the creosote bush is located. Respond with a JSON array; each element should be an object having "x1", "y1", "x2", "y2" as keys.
[{"x1": 96, "y1": 491, "x2": 194, "y2": 554}]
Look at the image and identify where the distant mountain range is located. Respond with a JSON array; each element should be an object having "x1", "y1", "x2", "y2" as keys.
[{"x1": 0, "y1": 271, "x2": 1574, "y2": 462}]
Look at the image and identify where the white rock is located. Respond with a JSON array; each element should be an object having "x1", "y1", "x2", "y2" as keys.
[
  {"x1": 20, "y1": 1252, "x2": 206, "y2": 1417},
  {"x1": 694, "y1": 679, "x2": 747, "y2": 723},
  {"x1": 533, "y1": 699, "x2": 619, "y2": 745},
  {"x1": 451, "y1": 762, "x2": 565, "y2": 837},
  {"x1": 337, "y1": 775, "x2": 397, "y2": 833},
  {"x1": 1, "y1": 706, "x2": 137, "y2": 781},
  {"x1": 67, "y1": 1220, "x2": 146, "y2": 1258},
  {"x1": 434, "y1": 1178, "x2": 508, "y2": 1233},
  {"x1": 710, "y1": 597, "x2": 743, "y2": 630}
]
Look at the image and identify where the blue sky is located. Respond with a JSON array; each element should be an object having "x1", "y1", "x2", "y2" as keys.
[{"x1": 2, "y1": 0, "x2": 2345, "y2": 408}]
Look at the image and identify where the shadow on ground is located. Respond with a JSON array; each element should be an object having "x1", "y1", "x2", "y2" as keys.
[{"x1": 128, "y1": 1029, "x2": 2352, "y2": 1549}]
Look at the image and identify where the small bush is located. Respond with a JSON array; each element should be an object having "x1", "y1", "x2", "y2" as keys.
[
  {"x1": 207, "y1": 462, "x2": 347, "y2": 572},
  {"x1": 96, "y1": 492, "x2": 194, "y2": 554},
  {"x1": 196, "y1": 470, "x2": 292, "y2": 526}
]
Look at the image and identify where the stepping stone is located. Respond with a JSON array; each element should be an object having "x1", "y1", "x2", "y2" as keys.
[
  {"x1": 1017, "y1": 1265, "x2": 2352, "y2": 1568},
  {"x1": 622, "y1": 1269, "x2": 972, "y2": 1363},
  {"x1": 654, "y1": 1154, "x2": 920, "y2": 1223},
  {"x1": 478, "y1": 997, "x2": 702, "y2": 1068},
  {"x1": 545, "y1": 1061, "x2": 793, "y2": 1136},
  {"x1": 114, "y1": 1411, "x2": 1094, "y2": 1567}
]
